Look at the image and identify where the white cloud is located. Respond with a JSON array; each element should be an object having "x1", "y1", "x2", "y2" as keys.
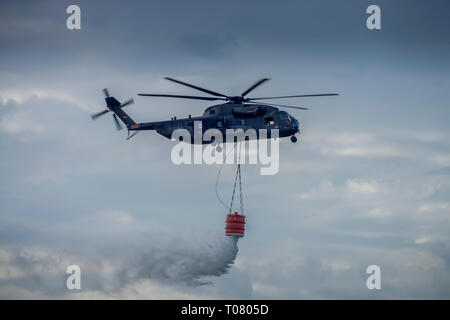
[
  {"x1": 0, "y1": 88, "x2": 88, "y2": 110},
  {"x1": 429, "y1": 154, "x2": 450, "y2": 167},
  {"x1": 0, "y1": 110, "x2": 46, "y2": 134},
  {"x1": 403, "y1": 251, "x2": 445, "y2": 271},
  {"x1": 320, "y1": 144, "x2": 403, "y2": 158},
  {"x1": 321, "y1": 259, "x2": 352, "y2": 272},
  {"x1": 418, "y1": 202, "x2": 449, "y2": 213},
  {"x1": 346, "y1": 179, "x2": 377, "y2": 194},
  {"x1": 98, "y1": 210, "x2": 134, "y2": 226},
  {"x1": 298, "y1": 179, "x2": 334, "y2": 200},
  {"x1": 367, "y1": 207, "x2": 392, "y2": 219},
  {"x1": 310, "y1": 132, "x2": 404, "y2": 158},
  {"x1": 415, "y1": 236, "x2": 432, "y2": 244},
  {"x1": 62, "y1": 280, "x2": 218, "y2": 300}
]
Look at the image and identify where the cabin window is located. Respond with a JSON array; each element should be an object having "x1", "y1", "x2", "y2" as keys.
[
  {"x1": 209, "y1": 109, "x2": 215, "y2": 115},
  {"x1": 217, "y1": 120, "x2": 222, "y2": 127},
  {"x1": 264, "y1": 116, "x2": 274, "y2": 125}
]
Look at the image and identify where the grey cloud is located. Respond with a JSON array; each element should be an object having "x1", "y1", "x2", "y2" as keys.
[{"x1": 178, "y1": 34, "x2": 239, "y2": 59}]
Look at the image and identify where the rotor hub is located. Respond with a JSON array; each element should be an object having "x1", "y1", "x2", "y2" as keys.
[{"x1": 228, "y1": 96, "x2": 245, "y2": 104}]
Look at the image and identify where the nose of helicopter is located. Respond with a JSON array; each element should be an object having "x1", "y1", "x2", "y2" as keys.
[{"x1": 292, "y1": 118, "x2": 299, "y2": 133}]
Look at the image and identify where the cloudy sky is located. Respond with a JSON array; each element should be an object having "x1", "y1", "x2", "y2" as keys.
[{"x1": 0, "y1": 0, "x2": 449, "y2": 299}]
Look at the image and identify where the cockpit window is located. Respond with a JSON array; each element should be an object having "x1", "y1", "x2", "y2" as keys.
[
  {"x1": 264, "y1": 116, "x2": 274, "y2": 125},
  {"x1": 280, "y1": 112, "x2": 289, "y2": 120}
]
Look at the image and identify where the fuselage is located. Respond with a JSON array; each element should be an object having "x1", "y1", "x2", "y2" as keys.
[{"x1": 129, "y1": 102, "x2": 300, "y2": 144}]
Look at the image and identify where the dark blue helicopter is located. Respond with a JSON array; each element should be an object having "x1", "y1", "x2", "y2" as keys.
[{"x1": 91, "y1": 77, "x2": 338, "y2": 143}]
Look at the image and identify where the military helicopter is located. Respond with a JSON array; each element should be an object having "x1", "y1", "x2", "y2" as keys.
[{"x1": 91, "y1": 77, "x2": 338, "y2": 143}]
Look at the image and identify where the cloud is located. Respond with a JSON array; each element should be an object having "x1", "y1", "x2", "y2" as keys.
[
  {"x1": 346, "y1": 179, "x2": 377, "y2": 195},
  {"x1": 415, "y1": 236, "x2": 432, "y2": 244},
  {"x1": 418, "y1": 202, "x2": 449, "y2": 213},
  {"x1": 237, "y1": 242, "x2": 450, "y2": 299},
  {"x1": 429, "y1": 154, "x2": 450, "y2": 167},
  {"x1": 367, "y1": 207, "x2": 392, "y2": 219},
  {"x1": 178, "y1": 34, "x2": 239, "y2": 59},
  {"x1": 315, "y1": 132, "x2": 404, "y2": 159},
  {"x1": 1, "y1": 0, "x2": 450, "y2": 299},
  {"x1": 0, "y1": 109, "x2": 46, "y2": 134},
  {"x1": 298, "y1": 179, "x2": 334, "y2": 200},
  {"x1": 0, "y1": 229, "x2": 242, "y2": 298}
]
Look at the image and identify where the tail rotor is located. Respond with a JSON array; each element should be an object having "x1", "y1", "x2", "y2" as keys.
[{"x1": 91, "y1": 88, "x2": 134, "y2": 131}]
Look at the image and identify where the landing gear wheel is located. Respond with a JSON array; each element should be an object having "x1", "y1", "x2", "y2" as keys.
[{"x1": 291, "y1": 135, "x2": 297, "y2": 143}]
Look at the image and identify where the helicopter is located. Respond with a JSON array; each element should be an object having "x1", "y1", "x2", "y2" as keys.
[{"x1": 91, "y1": 77, "x2": 338, "y2": 143}]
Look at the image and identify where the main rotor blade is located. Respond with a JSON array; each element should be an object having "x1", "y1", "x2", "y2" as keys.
[
  {"x1": 91, "y1": 109, "x2": 109, "y2": 119},
  {"x1": 138, "y1": 94, "x2": 225, "y2": 101},
  {"x1": 248, "y1": 93, "x2": 339, "y2": 100},
  {"x1": 102, "y1": 88, "x2": 110, "y2": 98},
  {"x1": 251, "y1": 102, "x2": 309, "y2": 110},
  {"x1": 120, "y1": 98, "x2": 134, "y2": 108},
  {"x1": 113, "y1": 114, "x2": 123, "y2": 130},
  {"x1": 241, "y1": 78, "x2": 270, "y2": 97},
  {"x1": 164, "y1": 77, "x2": 228, "y2": 98}
]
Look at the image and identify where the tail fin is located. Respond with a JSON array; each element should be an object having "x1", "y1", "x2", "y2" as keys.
[
  {"x1": 105, "y1": 96, "x2": 136, "y2": 128},
  {"x1": 91, "y1": 89, "x2": 136, "y2": 131}
]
